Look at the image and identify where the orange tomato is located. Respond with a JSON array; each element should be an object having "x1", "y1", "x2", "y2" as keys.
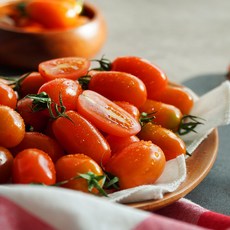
[{"x1": 0, "y1": 82, "x2": 17, "y2": 109}]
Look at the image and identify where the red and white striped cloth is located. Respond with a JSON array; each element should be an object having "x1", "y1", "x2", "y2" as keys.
[{"x1": 0, "y1": 186, "x2": 229, "y2": 230}]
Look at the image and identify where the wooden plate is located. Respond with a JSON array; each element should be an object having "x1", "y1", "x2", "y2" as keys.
[{"x1": 127, "y1": 129, "x2": 218, "y2": 211}]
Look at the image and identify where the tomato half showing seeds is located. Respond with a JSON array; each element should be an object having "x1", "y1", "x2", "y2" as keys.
[
  {"x1": 0, "y1": 147, "x2": 14, "y2": 183},
  {"x1": 0, "y1": 105, "x2": 25, "y2": 148},
  {"x1": 111, "y1": 56, "x2": 168, "y2": 99},
  {"x1": 88, "y1": 71, "x2": 147, "y2": 108},
  {"x1": 105, "y1": 141, "x2": 166, "y2": 190},
  {"x1": 55, "y1": 154, "x2": 105, "y2": 194},
  {"x1": 139, "y1": 99, "x2": 183, "y2": 132},
  {"x1": 52, "y1": 110, "x2": 111, "y2": 166},
  {"x1": 137, "y1": 123, "x2": 186, "y2": 161},
  {"x1": 12, "y1": 148, "x2": 56, "y2": 185},
  {"x1": 39, "y1": 57, "x2": 90, "y2": 81},
  {"x1": 76, "y1": 90, "x2": 141, "y2": 137}
]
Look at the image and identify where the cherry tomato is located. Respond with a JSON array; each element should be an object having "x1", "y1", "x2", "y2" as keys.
[
  {"x1": 26, "y1": 0, "x2": 81, "y2": 29},
  {"x1": 9, "y1": 132, "x2": 64, "y2": 162},
  {"x1": 37, "y1": 78, "x2": 82, "y2": 116},
  {"x1": 19, "y1": 72, "x2": 46, "y2": 98},
  {"x1": 111, "y1": 56, "x2": 168, "y2": 99},
  {"x1": 0, "y1": 147, "x2": 14, "y2": 183},
  {"x1": 52, "y1": 110, "x2": 111, "y2": 166},
  {"x1": 106, "y1": 135, "x2": 140, "y2": 155},
  {"x1": 0, "y1": 82, "x2": 17, "y2": 109},
  {"x1": 105, "y1": 140, "x2": 166, "y2": 189},
  {"x1": 39, "y1": 57, "x2": 90, "y2": 81},
  {"x1": 153, "y1": 84, "x2": 194, "y2": 115},
  {"x1": 55, "y1": 154, "x2": 105, "y2": 194},
  {"x1": 137, "y1": 123, "x2": 186, "y2": 161},
  {"x1": 12, "y1": 148, "x2": 56, "y2": 185},
  {"x1": 114, "y1": 101, "x2": 140, "y2": 121},
  {"x1": 17, "y1": 97, "x2": 49, "y2": 132},
  {"x1": 139, "y1": 99, "x2": 183, "y2": 132},
  {"x1": 0, "y1": 105, "x2": 25, "y2": 148},
  {"x1": 88, "y1": 71, "x2": 147, "y2": 108},
  {"x1": 76, "y1": 90, "x2": 141, "y2": 137}
]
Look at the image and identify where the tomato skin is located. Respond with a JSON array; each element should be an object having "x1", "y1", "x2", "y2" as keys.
[
  {"x1": 17, "y1": 97, "x2": 49, "y2": 132},
  {"x1": 39, "y1": 57, "x2": 90, "y2": 81},
  {"x1": 153, "y1": 85, "x2": 194, "y2": 115},
  {"x1": 88, "y1": 71, "x2": 147, "y2": 108},
  {"x1": 52, "y1": 110, "x2": 111, "y2": 166},
  {"x1": 55, "y1": 154, "x2": 104, "y2": 194},
  {"x1": 9, "y1": 132, "x2": 64, "y2": 162},
  {"x1": 139, "y1": 99, "x2": 183, "y2": 132},
  {"x1": 0, "y1": 82, "x2": 17, "y2": 109},
  {"x1": 137, "y1": 123, "x2": 186, "y2": 161},
  {"x1": 12, "y1": 148, "x2": 56, "y2": 185},
  {"x1": 26, "y1": 0, "x2": 80, "y2": 29},
  {"x1": 19, "y1": 72, "x2": 46, "y2": 98},
  {"x1": 76, "y1": 90, "x2": 141, "y2": 137},
  {"x1": 0, "y1": 147, "x2": 14, "y2": 183},
  {"x1": 105, "y1": 141, "x2": 166, "y2": 189},
  {"x1": 38, "y1": 78, "x2": 82, "y2": 115},
  {"x1": 106, "y1": 135, "x2": 140, "y2": 155},
  {"x1": 111, "y1": 56, "x2": 168, "y2": 99},
  {"x1": 0, "y1": 105, "x2": 25, "y2": 148}
]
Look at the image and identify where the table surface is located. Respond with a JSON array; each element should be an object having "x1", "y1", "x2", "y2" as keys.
[{"x1": 1, "y1": 0, "x2": 230, "y2": 216}]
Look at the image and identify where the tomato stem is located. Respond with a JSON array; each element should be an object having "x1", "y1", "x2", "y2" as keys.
[
  {"x1": 139, "y1": 112, "x2": 156, "y2": 127},
  {"x1": 77, "y1": 75, "x2": 91, "y2": 90},
  {"x1": 91, "y1": 56, "x2": 112, "y2": 71}
]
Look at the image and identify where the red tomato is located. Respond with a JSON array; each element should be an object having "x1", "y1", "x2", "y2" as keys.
[
  {"x1": 111, "y1": 56, "x2": 168, "y2": 99},
  {"x1": 0, "y1": 105, "x2": 25, "y2": 148},
  {"x1": 76, "y1": 90, "x2": 141, "y2": 137},
  {"x1": 88, "y1": 71, "x2": 147, "y2": 108},
  {"x1": 153, "y1": 84, "x2": 194, "y2": 115},
  {"x1": 105, "y1": 141, "x2": 166, "y2": 189},
  {"x1": 55, "y1": 154, "x2": 105, "y2": 194},
  {"x1": 139, "y1": 99, "x2": 183, "y2": 132},
  {"x1": 37, "y1": 78, "x2": 82, "y2": 116},
  {"x1": 39, "y1": 57, "x2": 90, "y2": 81},
  {"x1": 52, "y1": 110, "x2": 111, "y2": 166},
  {"x1": 137, "y1": 123, "x2": 186, "y2": 161},
  {"x1": 9, "y1": 132, "x2": 64, "y2": 162},
  {"x1": 0, "y1": 147, "x2": 14, "y2": 183},
  {"x1": 0, "y1": 82, "x2": 17, "y2": 109},
  {"x1": 106, "y1": 135, "x2": 140, "y2": 155},
  {"x1": 12, "y1": 148, "x2": 56, "y2": 185},
  {"x1": 26, "y1": 0, "x2": 81, "y2": 29},
  {"x1": 17, "y1": 97, "x2": 49, "y2": 132}
]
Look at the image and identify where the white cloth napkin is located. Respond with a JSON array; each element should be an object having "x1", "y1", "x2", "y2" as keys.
[{"x1": 108, "y1": 80, "x2": 230, "y2": 203}]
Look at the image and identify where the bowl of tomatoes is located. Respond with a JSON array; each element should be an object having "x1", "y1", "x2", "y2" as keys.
[{"x1": 0, "y1": 0, "x2": 107, "y2": 70}]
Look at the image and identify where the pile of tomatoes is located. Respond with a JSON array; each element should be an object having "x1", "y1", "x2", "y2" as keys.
[
  {"x1": 0, "y1": 0, "x2": 86, "y2": 32},
  {"x1": 0, "y1": 56, "x2": 195, "y2": 196}
]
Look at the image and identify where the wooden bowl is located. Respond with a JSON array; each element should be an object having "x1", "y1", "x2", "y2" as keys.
[{"x1": 0, "y1": 0, "x2": 107, "y2": 70}]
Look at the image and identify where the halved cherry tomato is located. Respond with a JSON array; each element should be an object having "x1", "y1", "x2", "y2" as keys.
[
  {"x1": 88, "y1": 71, "x2": 147, "y2": 108},
  {"x1": 137, "y1": 123, "x2": 186, "y2": 161},
  {"x1": 55, "y1": 154, "x2": 105, "y2": 194},
  {"x1": 105, "y1": 140, "x2": 166, "y2": 189},
  {"x1": 139, "y1": 99, "x2": 182, "y2": 132},
  {"x1": 19, "y1": 72, "x2": 46, "y2": 98},
  {"x1": 0, "y1": 147, "x2": 14, "y2": 183},
  {"x1": 153, "y1": 84, "x2": 194, "y2": 115},
  {"x1": 52, "y1": 110, "x2": 111, "y2": 166},
  {"x1": 9, "y1": 132, "x2": 64, "y2": 162},
  {"x1": 39, "y1": 57, "x2": 90, "y2": 81},
  {"x1": 106, "y1": 135, "x2": 140, "y2": 155},
  {"x1": 17, "y1": 97, "x2": 49, "y2": 132},
  {"x1": 0, "y1": 105, "x2": 25, "y2": 148},
  {"x1": 26, "y1": 0, "x2": 81, "y2": 29},
  {"x1": 111, "y1": 56, "x2": 168, "y2": 99},
  {"x1": 12, "y1": 148, "x2": 56, "y2": 185},
  {"x1": 0, "y1": 82, "x2": 17, "y2": 109},
  {"x1": 76, "y1": 90, "x2": 141, "y2": 137},
  {"x1": 114, "y1": 101, "x2": 140, "y2": 121}
]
